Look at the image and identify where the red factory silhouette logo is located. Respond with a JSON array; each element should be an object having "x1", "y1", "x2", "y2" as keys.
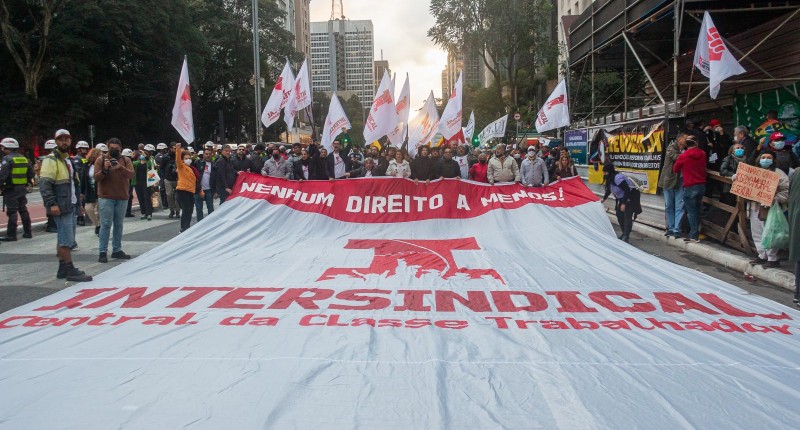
[{"x1": 317, "y1": 238, "x2": 504, "y2": 284}]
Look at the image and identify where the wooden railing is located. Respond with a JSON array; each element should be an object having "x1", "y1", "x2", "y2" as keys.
[{"x1": 701, "y1": 171, "x2": 755, "y2": 254}]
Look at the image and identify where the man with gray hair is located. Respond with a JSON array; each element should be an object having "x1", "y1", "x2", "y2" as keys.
[
  {"x1": 734, "y1": 126, "x2": 757, "y2": 164},
  {"x1": 487, "y1": 144, "x2": 520, "y2": 184}
]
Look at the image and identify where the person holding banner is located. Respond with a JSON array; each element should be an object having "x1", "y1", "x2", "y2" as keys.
[
  {"x1": 487, "y1": 144, "x2": 520, "y2": 185},
  {"x1": 520, "y1": 147, "x2": 548, "y2": 187},
  {"x1": 746, "y1": 151, "x2": 789, "y2": 268},
  {"x1": 788, "y1": 170, "x2": 800, "y2": 304},
  {"x1": 469, "y1": 153, "x2": 489, "y2": 183}
]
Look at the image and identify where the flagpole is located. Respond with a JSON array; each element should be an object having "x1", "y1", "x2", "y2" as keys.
[{"x1": 252, "y1": 0, "x2": 262, "y2": 144}]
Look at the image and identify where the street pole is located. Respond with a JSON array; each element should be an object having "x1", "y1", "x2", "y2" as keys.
[{"x1": 252, "y1": 0, "x2": 262, "y2": 144}]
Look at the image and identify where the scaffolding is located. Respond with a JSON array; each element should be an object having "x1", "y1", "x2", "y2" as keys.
[{"x1": 567, "y1": 0, "x2": 800, "y2": 127}]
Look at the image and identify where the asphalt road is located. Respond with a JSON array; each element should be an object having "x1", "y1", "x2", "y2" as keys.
[{"x1": 0, "y1": 211, "x2": 794, "y2": 314}]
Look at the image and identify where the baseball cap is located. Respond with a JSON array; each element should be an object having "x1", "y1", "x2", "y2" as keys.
[
  {"x1": 205, "y1": 141, "x2": 214, "y2": 148},
  {"x1": 54, "y1": 129, "x2": 71, "y2": 139},
  {"x1": 709, "y1": 119, "x2": 721, "y2": 127},
  {"x1": 770, "y1": 131, "x2": 785, "y2": 141}
]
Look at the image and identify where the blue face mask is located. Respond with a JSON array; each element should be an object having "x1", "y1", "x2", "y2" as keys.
[
  {"x1": 773, "y1": 141, "x2": 785, "y2": 150},
  {"x1": 139, "y1": 155, "x2": 146, "y2": 160},
  {"x1": 759, "y1": 158, "x2": 773, "y2": 168},
  {"x1": 733, "y1": 148, "x2": 745, "y2": 158}
]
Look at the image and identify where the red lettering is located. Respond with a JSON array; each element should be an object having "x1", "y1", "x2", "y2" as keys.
[
  {"x1": 325, "y1": 314, "x2": 350, "y2": 326},
  {"x1": 377, "y1": 319, "x2": 403, "y2": 327},
  {"x1": 405, "y1": 318, "x2": 433, "y2": 328},
  {"x1": 565, "y1": 318, "x2": 599, "y2": 330},
  {"x1": 34, "y1": 288, "x2": 116, "y2": 311},
  {"x1": 435, "y1": 291, "x2": 492, "y2": 312},
  {"x1": 167, "y1": 287, "x2": 235, "y2": 308},
  {"x1": 330, "y1": 289, "x2": 392, "y2": 310},
  {"x1": 589, "y1": 291, "x2": 656, "y2": 313},
  {"x1": 87, "y1": 313, "x2": 116, "y2": 326},
  {"x1": 491, "y1": 291, "x2": 547, "y2": 312},
  {"x1": 210, "y1": 288, "x2": 281, "y2": 309},
  {"x1": 698, "y1": 293, "x2": 791, "y2": 320},
  {"x1": 485, "y1": 316, "x2": 512, "y2": 329},
  {"x1": 268, "y1": 288, "x2": 334, "y2": 310},
  {"x1": 81, "y1": 287, "x2": 179, "y2": 309},
  {"x1": 393, "y1": 290, "x2": 432, "y2": 311},
  {"x1": 22, "y1": 317, "x2": 57, "y2": 327},
  {"x1": 653, "y1": 292, "x2": 719, "y2": 315},
  {"x1": 299, "y1": 314, "x2": 327, "y2": 326},
  {"x1": 434, "y1": 320, "x2": 468, "y2": 329},
  {"x1": 546, "y1": 291, "x2": 598, "y2": 313}
]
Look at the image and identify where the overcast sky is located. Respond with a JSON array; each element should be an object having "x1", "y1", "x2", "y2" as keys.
[{"x1": 309, "y1": 0, "x2": 446, "y2": 109}]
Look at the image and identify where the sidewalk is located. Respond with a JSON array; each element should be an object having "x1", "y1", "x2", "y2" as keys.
[{"x1": 577, "y1": 166, "x2": 796, "y2": 292}]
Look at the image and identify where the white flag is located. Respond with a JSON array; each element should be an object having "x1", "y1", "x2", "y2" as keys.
[
  {"x1": 261, "y1": 61, "x2": 295, "y2": 128},
  {"x1": 407, "y1": 91, "x2": 440, "y2": 157},
  {"x1": 387, "y1": 73, "x2": 410, "y2": 148},
  {"x1": 463, "y1": 111, "x2": 476, "y2": 141},
  {"x1": 535, "y1": 79, "x2": 569, "y2": 133},
  {"x1": 321, "y1": 92, "x2": 352, "y2": 153},
  {"x1": 363, "y1": 70, "x2": 399, "y2": 144},
  {"x1": 284, "y1": 59, "x2": 312, "y2": 129},
  {"x1": 693, "y1": 11, "x2": 745, "y2": 99},
  {"x1": 170, "y1": 58, "x2": 194, "y2": 144},
  {"x1": 477, "y1": 114, "x2": 508, "y2": 146},
  {"x1": 438, "y1": 71, "x2": 463, "y2": 140}
]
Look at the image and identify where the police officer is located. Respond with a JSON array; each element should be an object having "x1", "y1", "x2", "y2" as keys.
[{"x1": 0, "y1": 137, "x2": 34, "y2": 241}]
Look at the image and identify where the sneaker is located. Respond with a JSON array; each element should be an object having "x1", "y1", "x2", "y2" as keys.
[
  {"x1": 141, "y1": 215, "x2": 147, "y2": 220},
  {"x1": 0, "y1": 236, "x2": 17, "y2": 242},
  {"x1": 168, "y1": 211, "x2": 175, "y2": 219},
  {"x1": 750, "y1": 257, "x2": 767, "y2": 265},
  {"x1": 125, "y1": 213, "x2": 135, "y2": 218},
  {"x1": 147, "y1": 215, "x2": 152, "y2": 221},
  {"x1": 56, "y1": 260, "x2": 67, "y2": 279},
  {"x1": 98, "y1": 252, "x2": 108, "y2": 263},
  {"x1": 764, "y1": 260, "x2": 780, "y2": 268},
  {"x1": 111, "y1": 251, "x2": 132, "y2": 260},
  {"x1": 664, "y1": 231, "x2": 671, "y2": 237},
  {"x1": 22, "y1": 233, "x2": 32, "y2": 239}
]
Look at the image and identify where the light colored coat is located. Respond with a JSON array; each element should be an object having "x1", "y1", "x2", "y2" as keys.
[
  {"x1": 487, "y1": 155, "x2": 520, "y2": 184},
  {"x1": 520, "y1": 156, "x2": 549, "y2": 186},
  {"x1": 261, "y1": 157, "x2": 291, "y2": 178},
  {"x1": 386, "y1": 159, "x2": 411, "y2": 178}
]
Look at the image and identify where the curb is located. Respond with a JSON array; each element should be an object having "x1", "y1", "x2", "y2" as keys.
[{"x1": 607, "y1": 213, "x2": 797, "y2": 292}]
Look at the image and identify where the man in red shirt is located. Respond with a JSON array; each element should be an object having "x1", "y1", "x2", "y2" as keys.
[{"x1": 672, "y1": 135, "x2": 706, "y2": 242}]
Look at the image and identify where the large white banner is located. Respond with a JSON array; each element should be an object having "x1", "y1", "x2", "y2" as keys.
[
  {"x1": 477, "y1": 114, "x2": 508, "y2": 145},
  {"x1": 1, "y1": 175, "x2": 799, "y2": 429},
  {"x1": 694, "y1": 11, "x2": 746, "y2": 99}
]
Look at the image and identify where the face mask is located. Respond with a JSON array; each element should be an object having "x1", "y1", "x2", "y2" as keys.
[
  {"x1": 733, "y1": 148, "x2": 745, "y2": 158},
  {"x1": 139, "y1": 155, "x2": 146, "y2": 161},
  {"x1": 184, "y1": 159, "x2": 192, "y2": 166},
  {"x1": 773, "y1": 141, "x2": 785, "y2": 150},
  {"x1": 479, "y1": 159, "x2": 487, "y2": 164},
  {"x1": 109, "y1": 149, "x2": 120, "y2": 158},
  {"x1": 759, "y1": 158, "x2": 773, "y2": 168},
  {"x1": 513, "y1": 154, "x2": 521, "y2": 159}
]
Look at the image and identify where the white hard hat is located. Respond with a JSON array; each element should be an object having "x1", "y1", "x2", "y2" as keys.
[
  {"x1": 95, "y1": 143, "x2": 108, "y2": 152},
  {"x1": 198, "y1": 150, "x2": 204, "y2": 156},
  {"x1": 237, "y1": 143, "x2": 247, "y2": 149},
  {"x1": 156, "y1": 143, "x2": 168, "y2": 150},
  {"x1": 1, "y1": 137, "x2": 19, "y2": 149},
  {"x1": 188, "y1": 147, "x2": 195, "y2": 153},
  {"x1": 121, "y1": 148, "x2": 133, "y2": 157},
  {"x1": 76, "y1": 140, "x2": 90, "y2": 149},
  {"x1": 54, "y1": 129, "x2": 71, "y2": 139},
  {"x1": 216, "y1": 144, "x2": 223, "y2": 150},
  {"x1": 205, "y1": 141, "x2": 214, "y2": 148},
  {"x1": 44, "y1": 140, "x2": 57, "y2": 150},
  {"x1": 144, "y1": 144, "x2": 155, "y2": 152},
  {"x1": 228, "y1": 144, "x2": 238, "y2": 150}
]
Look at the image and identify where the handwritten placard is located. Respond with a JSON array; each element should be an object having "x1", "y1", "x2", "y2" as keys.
[{"x1": 730, "y1": 163, "x2": 780, "y2": 206}]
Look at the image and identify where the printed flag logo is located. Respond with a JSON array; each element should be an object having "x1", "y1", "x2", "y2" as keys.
[{"x1": 317, "y1": 238, "x2": 504, "y2": 283}]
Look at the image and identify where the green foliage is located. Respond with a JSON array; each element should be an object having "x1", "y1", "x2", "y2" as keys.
[{"x1": 0, "y1": 0, "x2": 300, "y2": 150}]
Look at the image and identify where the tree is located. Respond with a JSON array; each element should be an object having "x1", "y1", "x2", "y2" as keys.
[
  {"x1": 428, "y1": 0, "x2": 557, "y2": 106},
  {"x1": 0, "y1": 0, "x2": 66, "y2": 98}
]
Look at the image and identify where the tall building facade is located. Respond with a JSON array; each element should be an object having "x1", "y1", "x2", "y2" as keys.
[
  {"x1": 276, "y1": 0, "x2": 296, "y2": 35},
  {"x1": 294, "y1": 0, "x2": 311, "y2": 59},
  {"x1": 557, "y1": 0, "x2": 593, "y2": 80},
  {"x1": 441, "y1": 49, "x2": 488, "y2": 99},
  {"x1": 310, "y1": 19, "x2": 375, "y2": 109},
  {"x1": 374, "y1": 60, "x2": 390, "y2": 90}
]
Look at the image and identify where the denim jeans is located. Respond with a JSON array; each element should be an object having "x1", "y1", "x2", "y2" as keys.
[
  {"x1": 98, "y1": 198, "x2": 127, "y2": 253},
  {"x1": 663, "y1": 184, "x2": 685, "y2": 234},
  {"x1": 54, "y1": 211, "x2": 76, "y2": 248},
  {"x1": 194, "y1": 189, "x2": 214, "y2": 222},
  {"x1": 682, "y1": 184, "x2": 705, "y2": 239}
]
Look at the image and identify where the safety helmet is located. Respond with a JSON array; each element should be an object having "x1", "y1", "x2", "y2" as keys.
[
  {"x1": 205, "y1": 141, "x2": 214, "y2": 148},
  {"x1": 76, "y1": 140, "x2": 90, "y2": 149},
  {"x1": 769, "y1": 131, "x2": 785, "y2": 141},
  {"x1": 156, "y1": 143, "x2": 168, "y2": 150},
  {"x1": 144, "y1": 144, "x2": 156, "y2": 152},
  {"x1": 121, "y1": 148, "x2": 133, "y2": 157},
  {"x1": 217, "y1": 144, "x2": 223, "y2": 150},
  {"x1": 188, "y1": 147, "x2": 195, "y2": 153},
  {"x1": 44, "y1": 140, "x2": 57, "y2": 150},
  {"x1": 54, "y1": 129, "x2": 71, "y2": 139},
  {"x1": 1, "y1": 137, "x2": 19, "y2": 149},
  {"x1": 198, "y1": 150, "x2": 205, "y2": 156},
  {"x1": 95, "y1": 143, "x2": 108, "y2": 152}
]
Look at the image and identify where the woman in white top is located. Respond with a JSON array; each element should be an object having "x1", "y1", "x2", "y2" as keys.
[{"x1": 386, "y1": 151, "x2": 411, "y2": 178}]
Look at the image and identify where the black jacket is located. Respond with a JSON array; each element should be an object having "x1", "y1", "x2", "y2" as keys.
[
  {"x1": 436, "y1": 158, "x2": 461, "y2": 179},
  {"x1": 193, "y1": 159, "x2": 217, "y2": 191},
  {"x1": 248, "y1": 153, "x2": 265, "y2": 174},
  {"x1": 325, "y1": 152, "x2": 352, "y2": 179},
  {"x1": 411, "y1": 156, "x2": 437, "y2": 181},
  {"x1": 374, "y1": 157, "x2": 391, "y2": 177},
  {"x1": 162, "y1": 153, "x2": 178, "y2": 181},
  {"x1": 213, "y1": 156, "x2": 237, "y2": 193},
  {"x1": 231, "y1": 155, "x2": 251, "y2": 173}
]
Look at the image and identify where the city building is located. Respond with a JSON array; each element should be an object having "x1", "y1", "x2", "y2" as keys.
[
  {"x1": 294, "y1": 0, "x2": 311, "y2": 59},
  {"x1": 276, "y1": 0, "x2": 296, "y2": 36},
  {"x1": 441, "y1": 49, "x2": 488, "y2": 99},
  {"x1": 374, "y1": 59, "x2": 390, "y2": 91},
  {"x1": 310, "y1": 19, "x2": 375, "y2": 109},
  {"x1": 557, "y1": 0, "x2": 593, "y2": 81}
]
